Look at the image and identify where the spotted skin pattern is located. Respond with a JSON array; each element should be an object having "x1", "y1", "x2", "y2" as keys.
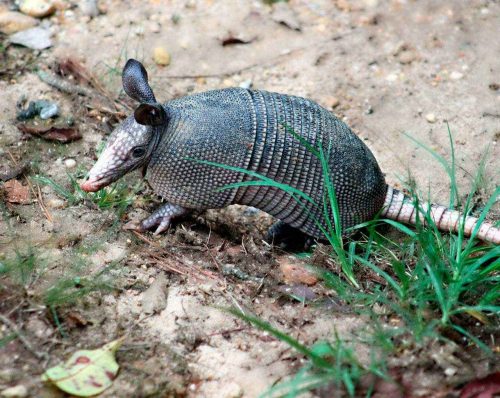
[{"x1": 82, "y1": 117, "x2": 156, "y2": 192}]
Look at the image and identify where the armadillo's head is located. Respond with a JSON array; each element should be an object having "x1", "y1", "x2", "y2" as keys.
[{"x1": 81, "y1": 59, "x2": 167, "y2": 192}]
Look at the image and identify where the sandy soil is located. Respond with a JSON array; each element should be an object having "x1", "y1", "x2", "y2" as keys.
[{"x1": 1, "y1": 0, "x2": 499, "y2": 397}]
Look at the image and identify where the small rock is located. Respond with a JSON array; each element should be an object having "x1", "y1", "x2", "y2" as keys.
[
  {"x1": 0, "y1": 369, "x2": 19, "y2": 383},
  {"x1": 9, "y1": 27, "x2": 52, "y2": 50},
  {"x1": 322, "y1": 95, "x2": 340, "y2": 109},
  {"x1": 1, "y1": 385, "x2": 28, "y2": 398},
  {"x1": 46, "y1": 198, "x2": 65, "y2": 209},
  {"x1": 0, "y1": 11, "x2": 38, "y2": 34},
  {"x1": 19, "y1": 0, "x2": 55, "y2": 18},
  {"x1": 238, "y1": 79, "x2": 252, "y2": 89},
  {"x1": 26, "y1": 317, "x2": 52, "y2": 338},
  {"x1": 153, "y1": 47, "x2": 171, "y2": 66},
  {"x1": 141, "y1": 273, "x2": 168, "y2": 314},
  {"x1": 79, "y1": 0, "x2": 99, "y2": 18},
  {"x1": 450, "y1": 71, "x2": 463, "y2": 80},
  {"x1": 489, "y1": 83, "x2": 499, "y2": 91},
  {"x1": 222, "y1": 78, "x2": 233, "y2": 87},
  {"x1": 17, "y1": 100, "x2": 57, "y2": 120},
  {"x1": 398, "y1": 50, "x2": 416, "y2": 64},
  {"x1": 444, "y1": 367, "x2": 457, "y2": 376},
  {"x1": 133, "y1": 25, "x2": 145, "y2": 36},
  {"x1": 64, "y1": 158, "x2": 76, "y2": 168},
  {"x1": 39, "y1": 102, "x2": 58, "y2": 119},
  {"x1": 149, "y1": 21, "x2": 161, "y2": 33},
  {"x1": 425, "y1": 113, "x2": 436, "y2": 123},
  {"x1": 386, "y1": 72, "x2": 398, "y2": 82}
]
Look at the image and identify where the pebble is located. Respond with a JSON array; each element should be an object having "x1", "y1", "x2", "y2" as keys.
[
  {"x1": 133, "y1": 25, "x2": 144, "y2": 36},
  {"x1": 153, "y1": 47, "x2": 170, "y2": 66},
  {"x1": 141, "y1": 273, "x2": 168, "y2": 314},
  {"x1": 9, "y1": 27, "x2": 52, "y2": 50},
  {"x1": 0, "y1": 369, "x2": 18, "y2": 383},
  {"x1": 46, "y1": 198, "x2": 65, "y2": 209},
  {"x1": 322, "y1": 95, "x2": 340, "y2": 109},
  {"x1": 444, "y1": 367, "x2": 457, "y2": 376},
  {"x1": 64, "y1": 158, "x2": 76, "y2": 168},
  {"x1": 222, "y1": 78, "x2": 233, "y2": 87},
  {"x1": 398, "y1": 50, "x2": 416, "y2": 64},
  {"x1": 450, "y1": 71, "x2": 463, "y2": 80},
  {"x1": 1, "y1": 385, "x2": 28, "y2": 398},
  {"x1": 19, "y1": 0, "x2": 55, "y2": 18},
  {"x1": 238, "y1": 79, "x2": 252, "y2": 89},
  {"x1": 386, "y1": 72, "x2": 398, "y2": 82},
  {"x1": 39, "y1": 102, "x2": 58, "y2": 119},
  {"x1": 425, "y1": 113, "x2": 436, "y2": 123},
  {"x1": 149, "y1": 22, "x2": 161, "y2": 33},
  {"x1": 0, "y1": 11, "x2": 38, "y2": 34},
  {"x1": 79, "y1": 0, "x2": 99, "y2": 18}
]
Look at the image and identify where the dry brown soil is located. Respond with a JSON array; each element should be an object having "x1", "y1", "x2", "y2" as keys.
[{"x1": 0, "y1": 0, "x2": 499, "y2": 397}]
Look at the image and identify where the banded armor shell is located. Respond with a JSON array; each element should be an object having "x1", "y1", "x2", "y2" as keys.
[{"x1": 146, "y1": 88, "x2": 387, "y2": 238}]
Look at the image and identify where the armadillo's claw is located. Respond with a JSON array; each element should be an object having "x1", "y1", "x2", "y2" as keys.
[
  {"x1": 134, "y1": 202, "x2": 189, "y2": 235},
  {"x1": 153, "y1": 219, "x2": 171, "y2": 236}
]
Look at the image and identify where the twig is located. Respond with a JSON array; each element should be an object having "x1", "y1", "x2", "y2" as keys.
[
  {"x1": 131, "y1": 231, "x2": 220, "y2": 281},
  {"x1": 37, "y1": 70, "x2": 94, "y2": 96},
  {"x1": 0, "y1": 314, "x2": 48, "y2": 360}
]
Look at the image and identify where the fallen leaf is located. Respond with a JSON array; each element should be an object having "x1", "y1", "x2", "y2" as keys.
[
  {"x1": 278, "y1": 256, "x2": 318, "y2": 285},
  {"x1": 459, "y1": 372, "x2": 500, "y2": 398},
  {"x1": 41, "y1": 337, "x2": 124, "y2": 397},
  {"x1": 17, "y1": 123, "x2": 81, "y2": 143},
  {"x1": 2, "y1": 179, "x2": 30, "y2": 204}
]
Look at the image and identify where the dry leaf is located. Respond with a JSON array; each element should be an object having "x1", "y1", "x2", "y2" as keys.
[
  {"x1": 17, "y1": 123, "x2": 82, "y2": 143},
  {"x1": 278, "y1": 256, "x2": 318, "y2": 285},
  {"x1": 41, "y1": 337, "x2": 124, "y2": 397},
  {"x1": 2, "y1": 179, "x2": 30, "y2": 204}
]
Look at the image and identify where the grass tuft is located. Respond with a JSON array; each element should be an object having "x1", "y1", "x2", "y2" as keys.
[
  {"x1": 32, "y1": 173, "x2": 140, "y2": 215},
  {"x1": 193, "y1": 124, "x2": 500, "y2": 396}
]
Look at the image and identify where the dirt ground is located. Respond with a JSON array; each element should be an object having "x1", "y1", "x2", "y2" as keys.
[{"x1": 1, "y1": 0, "x2": 499, "y2": 397}]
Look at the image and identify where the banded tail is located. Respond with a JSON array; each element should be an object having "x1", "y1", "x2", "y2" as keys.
[{"x1": 381, "y1": 186, "x2": 500, "y2": 245}]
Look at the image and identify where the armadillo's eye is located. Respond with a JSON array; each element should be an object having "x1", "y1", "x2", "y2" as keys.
[{"x1": 131, "y1": 147, "x2": 146, "y2": 158}]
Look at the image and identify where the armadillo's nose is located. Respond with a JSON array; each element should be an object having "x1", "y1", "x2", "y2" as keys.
[{"x1": 80, "y1": 177, "x2": 100, "y2": 192}]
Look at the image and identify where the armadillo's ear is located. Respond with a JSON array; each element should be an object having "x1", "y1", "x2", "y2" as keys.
[
  {"x1": 122, "y1": 59, "x2": 157, "y2": 103},
  {"x1": 134, "y1": 103, "x2": 166, "y2": 126}
]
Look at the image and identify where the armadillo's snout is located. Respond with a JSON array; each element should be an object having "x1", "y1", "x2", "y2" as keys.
[{"x1": 80, "y1": 176, "x2": 101, "y2": 192}]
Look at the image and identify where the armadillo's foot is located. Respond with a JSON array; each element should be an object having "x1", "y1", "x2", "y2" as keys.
[
  {"x1": 140, "y1": 203, "x2": 189, "y2": 235},
  {"x1": 266, "y1": 221, "x2": 314, "y2": 252}
]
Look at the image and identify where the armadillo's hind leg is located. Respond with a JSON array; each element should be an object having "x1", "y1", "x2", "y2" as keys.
[
  {"x1": 266, "y1": 221, "x2": 315, "y2": 252},
  {"x1": 140, "y1": 203, "x2": 189, "y2": 235}
]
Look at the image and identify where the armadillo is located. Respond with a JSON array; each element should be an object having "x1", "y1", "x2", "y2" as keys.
[{"x1": 80, "y1": 59, "x2": 500, "y2": 245}]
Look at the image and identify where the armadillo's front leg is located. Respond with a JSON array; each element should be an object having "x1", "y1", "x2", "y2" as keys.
[{"x1": 140, "y1": 203, "x2": 189, "y2": 235}]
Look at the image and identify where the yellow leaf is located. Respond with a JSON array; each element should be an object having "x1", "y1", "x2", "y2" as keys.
[{"x1": 41, "y1": 337, "x2": 124, "y2": 397}]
